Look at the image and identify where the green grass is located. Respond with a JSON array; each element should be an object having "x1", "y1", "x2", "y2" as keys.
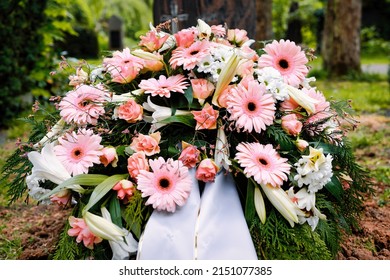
[{"x1": 314, "y1": 80, "x2": 390, "y2": 114}]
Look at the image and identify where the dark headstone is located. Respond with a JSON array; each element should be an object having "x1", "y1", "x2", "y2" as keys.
[
  {"x1": 286, "y1": 2, "x2": 302, "y2": 44},
  {"x1": 153, "y1": 0, "x2": 256, "y2": 39},
  {"x1": 109, "y1": 15, "x2": 123, "y2": 50}
]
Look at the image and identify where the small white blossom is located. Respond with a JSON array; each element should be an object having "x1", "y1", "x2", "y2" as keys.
[
  {"x1": 294, "y1": 147, "x2": 333, "y2": 193},
  {"x1": 256, "y1": 67, "x2": 289, "y2": 101}
]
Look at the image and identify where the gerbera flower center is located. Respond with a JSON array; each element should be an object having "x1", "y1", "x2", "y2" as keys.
[
  {"x1": 278, "y1": 59, "x2": 289, "y2": 69},
  {"x1": 158, "y1": 178, "x2": 171, "y2": 189},
  {"x1": 190, "y1": 50, "x2": 199, "y2": 56},
  {"x1": 71, "y1": 148, "x2": 84, "y2": 160},
  {"x1": 80, "y1": 99, "x2": 92, "y2": 107},
  {"x1": 247, "y1": 102, "x2": 257, "y2": 112},
  {"x1": 258, "y1": 158, "x2": 269, "y2": 166}
]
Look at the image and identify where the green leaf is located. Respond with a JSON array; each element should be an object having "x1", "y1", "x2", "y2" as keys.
[
  {"x1": 183, "y1": 86, "x2": 193, "y2": 107},
  {"x1": 245, "y1": 179, "x2": 256, "y2": 224},
  {"x1": 83, "y1": 174, "x2": 128, "y2": 213},
  {"x1": 109, "y1": 196, "x2": 123, "y2": 228},
  {"x1": 325, "y1": 175, "x2": 344, "y2": 201},
  {"x1": 160, "y1": 114, "x2": 195, "y2": 127},
  {"x1": 39, "y1": 174, "x2": 109, "y2": 201}
]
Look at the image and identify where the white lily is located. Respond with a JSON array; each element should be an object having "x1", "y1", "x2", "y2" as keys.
[
  {"x1": 288, "y1": 187, "x2": 326, "y2": 231},
  {"x1": 101, "y1": 207, "x2": 138, "y2": 259},
  {"x1": 212, "y1": 52, "x2": 241, "y2": 106},
  {"x1": 111, "y1": 89, "x2": 144, "y2": 103},
  {"x1": 28, "y1": 142, "x2": 71, "y2": 186},
  {"x1": 84, "y1": 211, "x2": 126, "y2": 242},
  {"x1": 214, "y1": 125, "x2": 232, "y2": 170},
  {"x1": 143, "y1": 96, "x2": 191, "y2": 132},
  {"x1": 260, "y1": 183, "x2": 304, "y2": 227},
  {"x1": 254, "y1": 186, "x2": 266, "y2": 224},
  {"x1": 286, "y1": 85, "x2": 319, "y2": 115},
  {"x1": 197, "y1": 19, "x2": 212, "y2": 39},
  {"x1": 34, "y1": 119, "x2": 65, "y2": 148},
  {"x1": 27, "y1": 142, "x2": 83, "y2": 200}
]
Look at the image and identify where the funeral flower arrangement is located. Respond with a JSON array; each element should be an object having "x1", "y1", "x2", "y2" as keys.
[{"x1": 2, "y1": 19, "x2": 369, "y2": 260}]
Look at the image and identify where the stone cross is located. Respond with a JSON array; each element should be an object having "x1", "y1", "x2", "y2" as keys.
[
  {"x1": 154, "y1": 0, "x2": 195, "y2": 33},
  {"x1": 160, "y1": 0, "x2": 189, "y2": 33}
]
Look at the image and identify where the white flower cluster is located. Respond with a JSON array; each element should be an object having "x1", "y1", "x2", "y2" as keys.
[
  {"x1": 294, "y1": 147, "x2": 333, "y2": 193},
  {"x1": 197, "y1": 44, "x2": 236, "y2": 83},
  {"x1": 288, "y1": 147, "x2": 333, "y2": 230},
  {"x1": 255, "y1": 67, "x2": 289, "y2": 101}
]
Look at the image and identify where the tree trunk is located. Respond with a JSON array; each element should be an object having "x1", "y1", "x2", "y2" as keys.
[
  {"x1": 322, "y1": 0, "x2": 362, "y2": 76},
  {"x1": 255, "y1": 0, "x2": 273, "y2": 47}
]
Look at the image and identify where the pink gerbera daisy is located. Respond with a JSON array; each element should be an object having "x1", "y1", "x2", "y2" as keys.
[
  {"x1": 235, "y1": 143, "x2": 291, "y2": 187},
  {"x1": 227, "y1": 80, "x2": 275, "y2": 133},
  {"x1": 59, "y1": 85, "x2": 106, "y2": 125},
  {"x1": 137, "y1": 157, "x2": 192, "y2": 213},
  {"x1": 103, "y1": 47, "x2": 145, "y2": 83},
  {"x1": 258, "y1": 39, "x2": 308, "y2": 86},
  {"x1": 54, "y1": 129, "x2": 103, "y2": 176},
  {"x1": 139, "y1": 74, "x2": 189, "y2": 98},
  {"x1": 169, "y1": 40, "x2": 211, "y2": 70}
]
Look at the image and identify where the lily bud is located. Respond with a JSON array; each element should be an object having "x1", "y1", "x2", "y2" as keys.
[
  {"x1": 260, "y1": 183, "x2": 304, "y2": 227},
  {"x1": 254, "y1": 186, "x2": 266, "y2": 224},
  {"x1": 197, "y1": 19, "x2": 212, "y2": 39},
  {"x1": 84, "y1": 211, "x2": 125, "y2": 242},
  {"x1": 212, "y1": 53, "x2": 241, "y2": 106},
  {"x1": 286, "y1": 85, "x2": 319, "y2": 115}
]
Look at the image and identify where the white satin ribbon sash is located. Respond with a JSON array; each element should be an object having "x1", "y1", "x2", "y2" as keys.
[{"x1": 137, "y1": 170, "x2": 257, "y2": 260}]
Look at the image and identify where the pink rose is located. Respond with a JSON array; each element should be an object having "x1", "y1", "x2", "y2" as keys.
[
  {"x1": 127, "y1": 151, "x2": 149, "y2": 180},
  {"x1": 178, "y1": 142, "x2": 200, "y2": 168},
  {"x1": 100, "y1": 146, "x2": 118, "y2": 167},
  {"x1": 196, "y1": 158, "x2": 219, "y2": 182},
  {"x1": 113, "y1": 179, "x2": 135, "y2": 203},
  {"x1": 117, "y1": 99, "x2": 143, "y2": 123},
  {"x1": 68, "y1": 216, "x2": 102, "y2": 249},
  {"x1": 192, "y1": 103, "x2": 219, "y2": 130},
  {"x1": 130, "y1": 132, "x2": 161, "y2": 156},
  {"x1": 281, "y1": 114, "x2": 303, "y2": 136},
  {"x1": 191, "y1": 78, "x2": 215, "y2": 105}
]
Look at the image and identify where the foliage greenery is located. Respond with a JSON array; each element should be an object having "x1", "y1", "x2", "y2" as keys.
[{"x1": 0, "y1": 0, "x2": 47, "y2": 128}]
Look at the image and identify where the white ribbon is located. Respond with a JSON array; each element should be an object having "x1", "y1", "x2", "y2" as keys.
[{"x1": 137, "y1": 170, "x2": 257, "y2": 260}]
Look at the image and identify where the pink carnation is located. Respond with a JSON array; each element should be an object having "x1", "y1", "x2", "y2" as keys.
[
  {"x1": 113, "y1": 179, "x2": 135, "y2": 203},
  {"x1": 68, "y1": 216, "x2": 102, "y2": 249}
]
